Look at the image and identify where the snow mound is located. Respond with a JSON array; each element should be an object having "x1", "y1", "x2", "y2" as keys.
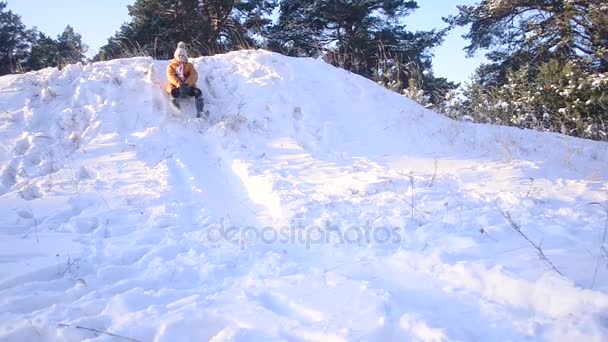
[{"x1": 1, "y1": 49, "x2": 607, "y2": 341}]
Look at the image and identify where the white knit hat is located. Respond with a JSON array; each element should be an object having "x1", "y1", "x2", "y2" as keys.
[{"x1": 174, "y1": 41, "x2": 188, "y2": 60}]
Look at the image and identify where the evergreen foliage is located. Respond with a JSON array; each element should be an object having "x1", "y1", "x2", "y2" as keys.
[
  {"x1": 446, "y1": 0, "x2": 608, "y2": 140},
  {"x1": 0, "y1": 2, "x2": 87, "y2": 75},
  {"x1": 267, "y1": 0, "x2": 456, "y2": 106},
  {"x1": 94, "y1": 0, "x2": 278, "y2": 60}
]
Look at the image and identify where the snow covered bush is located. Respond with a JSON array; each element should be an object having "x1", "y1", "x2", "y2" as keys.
[{"x1": 463, "y1": 60, "x2": 608, "y2": 141}]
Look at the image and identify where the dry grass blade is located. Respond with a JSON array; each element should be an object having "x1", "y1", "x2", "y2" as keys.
[
  {"x1": 589, "y1": 200, "x2": 608, "y2": 289},
  {"x1": 498, "y1": 207, "x2": 563, "y2": 277},
  {"x1": 57, "y1": 324, "x2": 142, "y2": 342}
]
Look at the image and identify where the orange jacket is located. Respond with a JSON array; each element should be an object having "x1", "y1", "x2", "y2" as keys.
[{"x1": 166, "y1": 58, "x2": 198, "y2": 93}]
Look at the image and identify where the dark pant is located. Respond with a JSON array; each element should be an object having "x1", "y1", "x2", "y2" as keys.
[
  {"x1": 170, "y1": 85, "x2": 205, "y2": 115},
  {"x1": 171, "y1": 85, "x2": 202, "y2": 99}
]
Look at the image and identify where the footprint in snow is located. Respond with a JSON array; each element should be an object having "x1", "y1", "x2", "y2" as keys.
[
  {"x1": 250, "y1": 291, "x2": 325, "y2": 324},
  {"x1": 13, "y1": 137, "x2": 31, "y2": 156}
]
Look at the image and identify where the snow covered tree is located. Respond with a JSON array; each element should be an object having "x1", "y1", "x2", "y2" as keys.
[
  {"x1": 463, "y1": 60, "x2": 608, "y2": 140},
  {"x1": 447, "y1": 0, "x2": 607, "y2": 78},
  {"x1": 447, "y1": 0, "x2": 608, "y2": 140}
]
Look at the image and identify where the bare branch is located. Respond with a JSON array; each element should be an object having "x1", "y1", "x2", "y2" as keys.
[
  {"x1": 498, "y1": 207, "x2": 564, "y2": 277},
  {"x1": 57, "y1": 324, "x2": 142, "y2": 342}
]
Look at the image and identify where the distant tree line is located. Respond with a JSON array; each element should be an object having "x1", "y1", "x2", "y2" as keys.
[
  {"x1": 1, "y1": 0, "x2": 606, "y2": 141},
  {"x1": 90, "y1": 0, "x2": 455, "y2": 105},
  {"x1": 0, "y1": 2, "x2": 86, "y2": 75}
]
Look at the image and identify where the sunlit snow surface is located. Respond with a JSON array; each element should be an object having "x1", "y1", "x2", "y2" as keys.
[{"x1": 1, "y1": 50, "x2": 608, "y2": 341}]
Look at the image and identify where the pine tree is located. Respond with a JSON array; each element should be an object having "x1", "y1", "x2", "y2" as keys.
[
  {"x1": 268, "y1": 0, "x2": 455, "y2": 106},
  {"x1": 1, "y1": 4, "x2": 88, "y2": 74},
  {"x1": 55, "y1": 25, "x2": 87, "y2": 67},
  {"x1": 26, "y1": 32, "x2": 59, "y2": 70},
  {"x1": 0, "y1": 1, "x2": 33, "y2": 75},
  {"x1": 94, "y1": 0, "x2": 277, "y2": 60},
  {"x1": 447, "y1": 0, "x2": 608, "y2": 140}
]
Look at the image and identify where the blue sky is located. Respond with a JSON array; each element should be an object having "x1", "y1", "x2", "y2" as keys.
[{"x1": 6, "y1": 0, "x2": 486, "y2": 84}]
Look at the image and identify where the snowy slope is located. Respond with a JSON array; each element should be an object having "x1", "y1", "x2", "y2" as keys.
[{"x1": 1, "y1": 50, "x2": 608, "y2": 341}]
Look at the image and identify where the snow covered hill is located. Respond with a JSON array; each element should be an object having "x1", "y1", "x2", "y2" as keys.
[{"x1": 1, "y1": 50, "x2": 608, "y2": 341}]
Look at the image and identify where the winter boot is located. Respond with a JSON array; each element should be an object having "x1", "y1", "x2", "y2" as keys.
[
  {"x1": 195, "y1": 97, "x2": 205, "y2": 118},
  {"x1": 170, "y1": 98, "x2": 180, "y2": 110}
]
